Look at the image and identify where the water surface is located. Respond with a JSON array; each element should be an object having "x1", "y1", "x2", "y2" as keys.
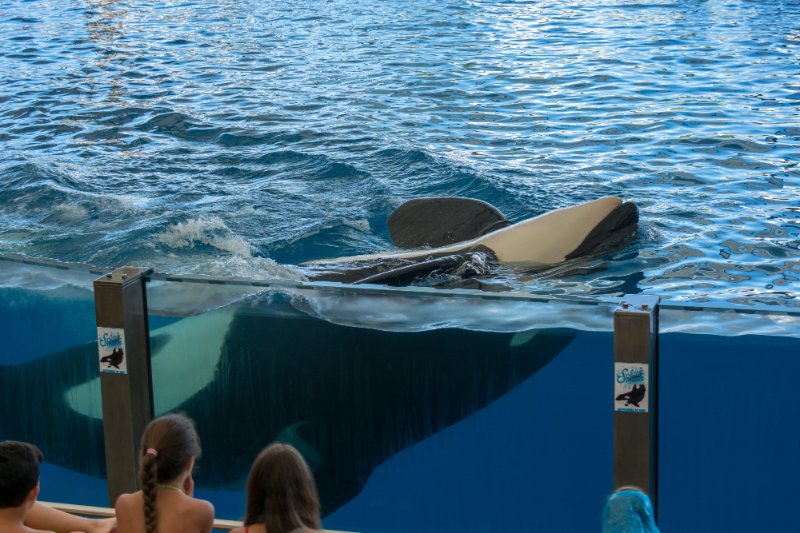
[{"x1": 1, "y1": 0, "x2": 798, "y2": 305}]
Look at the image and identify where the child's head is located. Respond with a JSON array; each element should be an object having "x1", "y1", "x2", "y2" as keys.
[
  {"x1": 602, "y1": 486, "x2": 659, "y2": 533},
  {"x1": 244, "y1": 443, "x2": 320, "y2": 533},
  {"x1": 139, "y1": 413, "x2": 201, "y2": 533},
  {"x1": 0, "y1": 441, "x2": 43, "y2": 510}
]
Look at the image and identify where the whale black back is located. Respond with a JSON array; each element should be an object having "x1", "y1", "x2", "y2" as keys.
[{"x1": 388, "y1": 197, "x2": 510, "y2": 249}]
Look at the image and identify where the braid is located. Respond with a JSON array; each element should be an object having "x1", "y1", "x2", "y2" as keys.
[
  {"x1": 137, "y1": 413, "x2": 202, "y2": 533},
  {"x1": 141, "y1": 454, "x2": 159, "y2": 533}
]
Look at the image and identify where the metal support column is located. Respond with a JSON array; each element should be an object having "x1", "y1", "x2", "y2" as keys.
[
  {"x1": 613, "y1": 294, "x2": 660, "y2": 514},
  {"x1": 94, "y1": 267, "x2": 154, "y2": 505}
]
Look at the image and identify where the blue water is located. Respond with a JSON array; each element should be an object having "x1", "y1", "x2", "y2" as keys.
[
  {"x1": 3, "y1": 4, "x2": 799, "y2": 530},
  {"x1": 1, "y1": 0, "x2": 799, "y2": 304}
]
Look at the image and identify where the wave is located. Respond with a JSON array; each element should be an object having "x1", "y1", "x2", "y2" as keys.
[{"x1": 156, "y1": 216, "x2": 254, "y2": 258}]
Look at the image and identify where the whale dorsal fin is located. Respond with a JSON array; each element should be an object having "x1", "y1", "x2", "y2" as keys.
[{"x1": 388, "y1": 197, "x2": 510, "y2": 249}]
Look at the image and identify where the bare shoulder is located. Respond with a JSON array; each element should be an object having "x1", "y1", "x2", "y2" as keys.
[
  {"x1": 115, "y1": 490, "x2": 144, "y2": 533},
  {"x1": 186, "y1": 496, "x2": 214, "y2": 529},
  {"x1": 190, "y1": 496, "x2": 214, "y2": 517},
  {"x1": 115, "y1": 491, "x2": 140, "y2": 515}
]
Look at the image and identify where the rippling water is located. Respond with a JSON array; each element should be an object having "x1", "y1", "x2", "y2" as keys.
[{"x1": 1, "y1": 0, "x2": 799, "y2": 306}]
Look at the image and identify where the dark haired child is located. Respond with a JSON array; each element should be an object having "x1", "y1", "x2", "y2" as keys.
[
  {"x1": 231, "y1": 443, "x2": 322, "y2": 533},
  {"x1": 1, "y1": 440, "x2": 117, "y2": 533},
  {"x1": 0, "y1": 440, "x2": 51, "y2": 533},
  {"x1": 115, "y1": 413, "x2": 214, "y2": 533}
]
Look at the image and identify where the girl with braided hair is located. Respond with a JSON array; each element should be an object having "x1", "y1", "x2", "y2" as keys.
[
  {"x1": 231, "y1": 443, "x2": 322, "y2": 533},
  {"x1": 115, "y1": 413, "x2": 214, "y2": 533}
]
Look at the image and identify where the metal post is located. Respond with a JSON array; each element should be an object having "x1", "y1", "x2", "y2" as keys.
[
  {"x1": 94, "y1": 267, "x2": 154, "y2": 505},
  {"x1": 613, "y1": 294, "x2": 660, "y2": 514}
]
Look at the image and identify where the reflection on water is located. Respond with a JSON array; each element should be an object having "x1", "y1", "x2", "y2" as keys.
[
  {"x1": 83, "y1": 1, "x2": 131, "y2": 107},
  {"x1": 0, "y1": 1, "x2": 797, "y2": 305}
]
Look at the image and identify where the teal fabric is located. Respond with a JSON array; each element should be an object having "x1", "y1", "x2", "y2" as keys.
[{"x1": 602, "y1": 489, "x2": 660, "y2": 533}]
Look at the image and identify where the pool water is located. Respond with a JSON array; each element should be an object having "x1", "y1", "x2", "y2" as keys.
[{"x1": 1, "y1": 0, "x2": 799, "y2": 306}]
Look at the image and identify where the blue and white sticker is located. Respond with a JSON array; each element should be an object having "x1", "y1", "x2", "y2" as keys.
[
  {"x1": 97, "y1": 327, "x2": 127, "y2": 374},
  {"x1": 615, "y1": 362, "x2": 648, "y2": 413}
]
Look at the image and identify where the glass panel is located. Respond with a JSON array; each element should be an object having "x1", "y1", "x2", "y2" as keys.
[
  {"x1": 146, "y1": 279, "x2": 618, "y2": 531},
  {"x1": 4, "y1": 254, "x2": 799, "y2": 532},
  {"x1": 659, "y1": 308, "x2": 800, "y2": 533},
  {"x1": 0, "y1": 257, "x2": 108, "y2": 506}
]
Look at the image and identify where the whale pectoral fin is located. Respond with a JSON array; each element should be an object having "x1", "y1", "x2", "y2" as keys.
[
  {"x1": 353, "y1": 249, "x2": 496, "y2": 286},
  {"x1": 353, "y1": 254, "x2": 466, "y2": 285},
  {"x1": 565, "y1": 201, "x2": 639, "y2": 260},
  {"x1": 509, "y1": 329, "x2": 539, "y2": 347},
  {"x1": 388, "y1": 197, "x2": 510, "y2": 249}
]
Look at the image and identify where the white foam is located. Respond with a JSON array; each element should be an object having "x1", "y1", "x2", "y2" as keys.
[
  {"x1": 343, "y1": 218, "x2": 371, "y2": 232},
  {"x1": 48, "y1": 203, "x2": 89, "y2": 223},
  {"x1": 157, "y1": 217, "x2": 254, "y2": 257},
  {"x1": 101, "y1": 193, "x2": 158, "y2": 211},
  {"x1": 235, "y1": 205, "x2": 256, "y2": 215},
  {"x1": 202, "y1": 255, "x2": 307, "y2": 282}
]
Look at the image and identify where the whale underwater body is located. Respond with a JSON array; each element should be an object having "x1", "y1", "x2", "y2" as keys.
[
  {"x1": 0, "y1": 290, "x2": 575, "y2": 514},
  {"x1": 301, "y1": 195, "x2": 638, "y2": 287}
]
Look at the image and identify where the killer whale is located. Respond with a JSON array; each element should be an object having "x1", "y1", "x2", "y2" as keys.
[
  {"x1": 99, "y1": 348, "x2": 124, "y2": 369},
  {"x1": 616, "y1": 384, "x2": 646, "y2": 408},
  {"x1": 0, "y1": 196, "x2": 630, "y2": 510},
  {"x1": 302, "y1": 196, "x2": 638, "y2": 285},
  {"x1": 0, "y1": 291, "x2": 575, "y2": 514}
]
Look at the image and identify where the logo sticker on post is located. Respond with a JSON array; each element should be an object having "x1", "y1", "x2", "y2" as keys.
[
  {"x1": 615, "y1": 362, "x2": 648, "y2": 413},
  {"x1": 98, "y1": 327, "x2": 127, "y2": 374}
]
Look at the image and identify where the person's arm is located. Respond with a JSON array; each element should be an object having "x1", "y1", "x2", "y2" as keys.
[{"x1": 26, "y1": 502, "x2": 116, "y2": 533}]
